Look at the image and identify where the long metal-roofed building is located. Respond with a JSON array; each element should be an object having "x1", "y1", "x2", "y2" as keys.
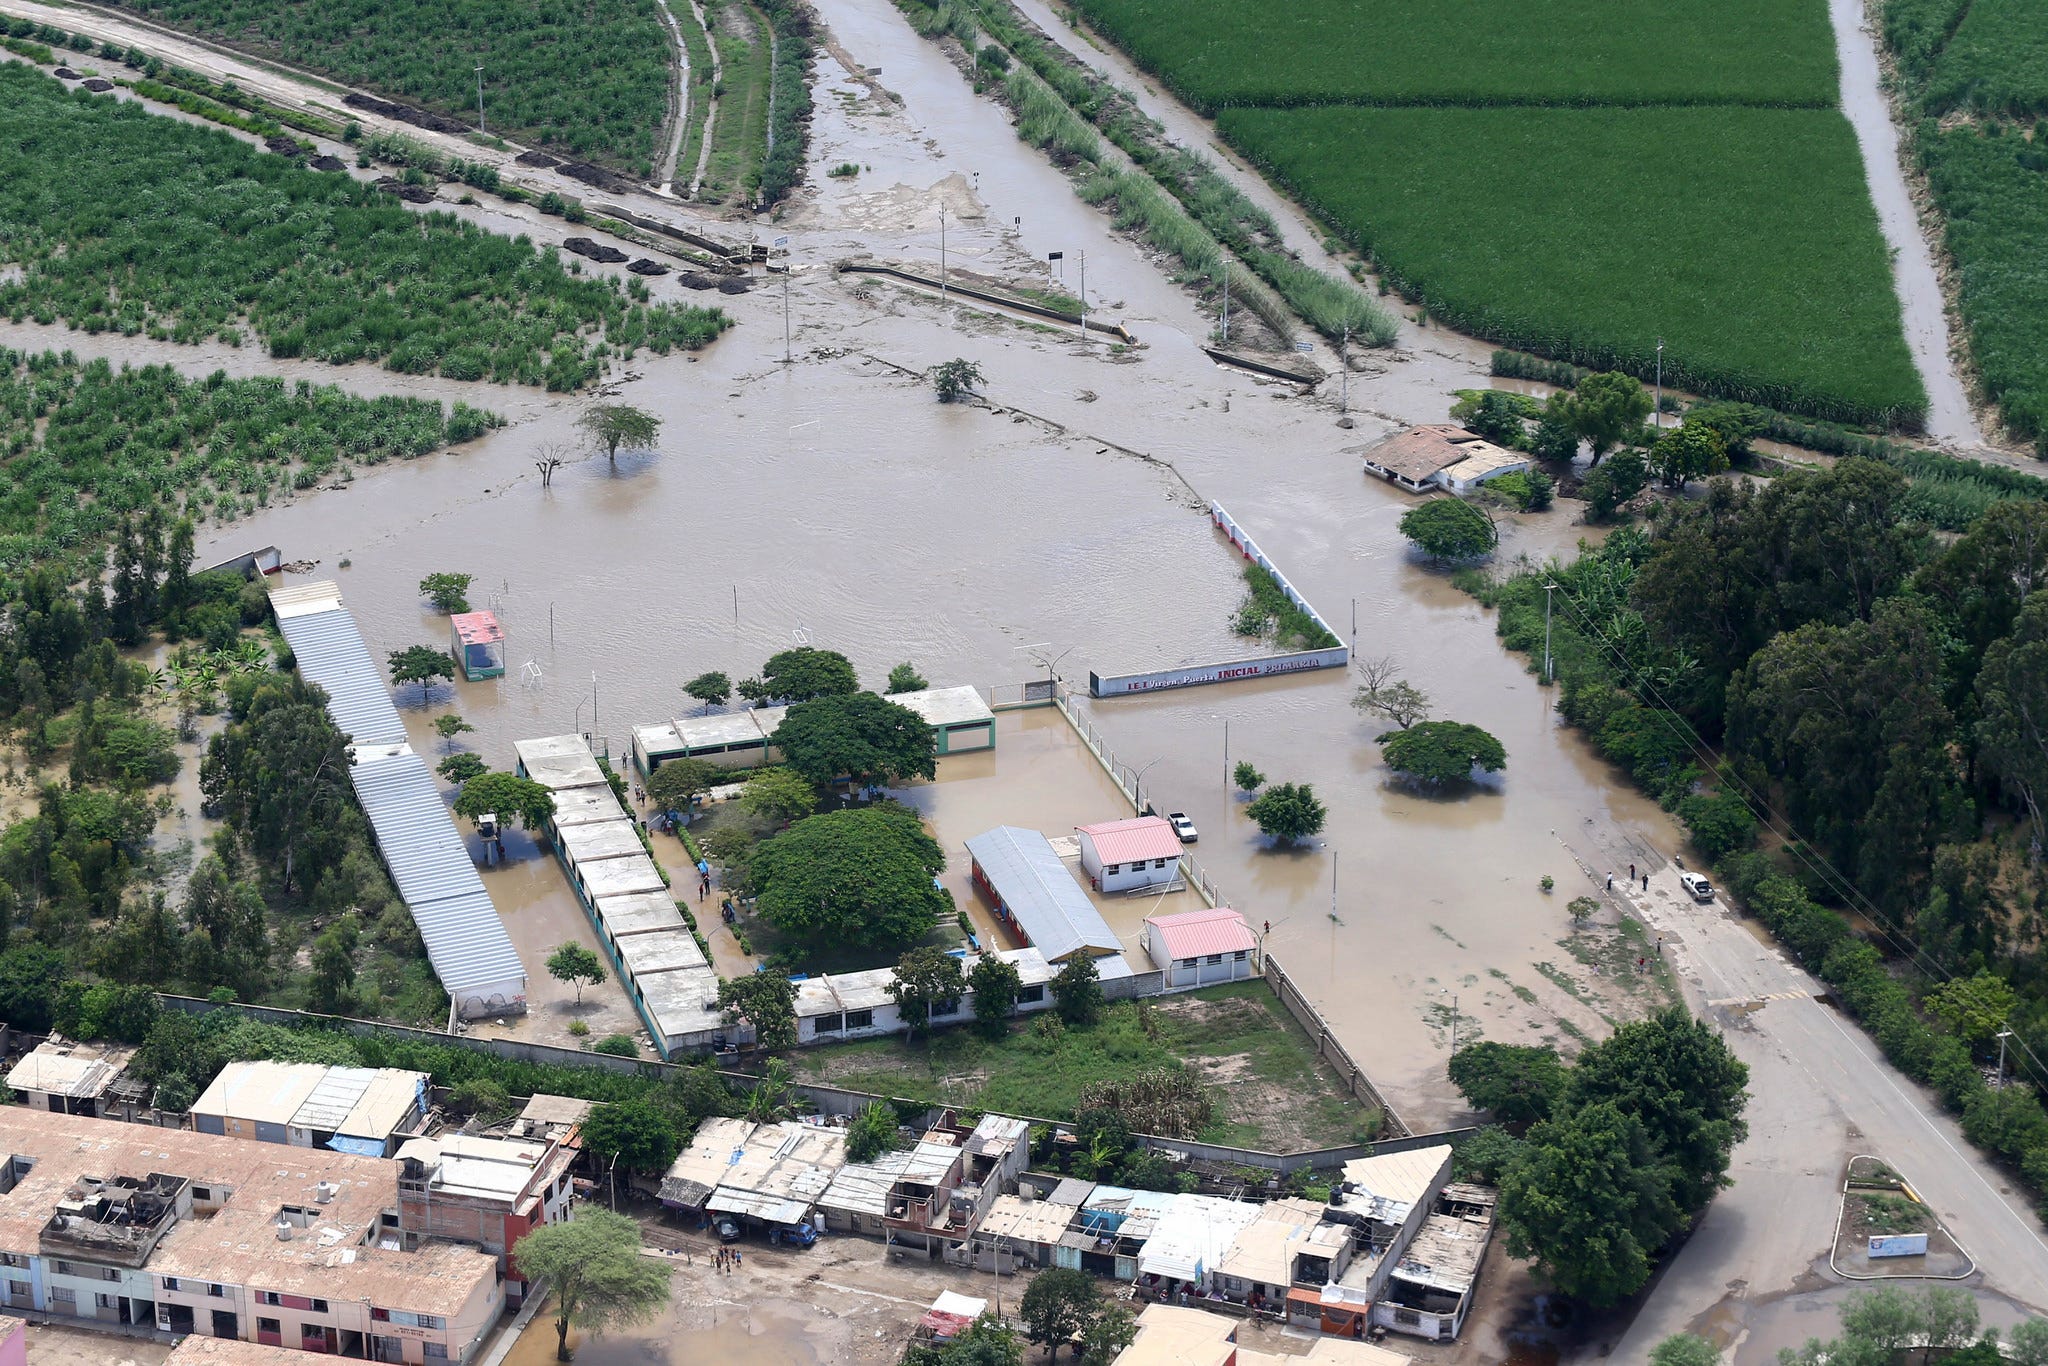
[
  {"x1": 965, "y1": 826, "x2": 1125, "y2": 965},
  {"x1": 630, "y1": 684, "x2": 996, "y2": 776},
  {"x1": 270, "y1": 581, "x2": 527, "y2": 1021}
]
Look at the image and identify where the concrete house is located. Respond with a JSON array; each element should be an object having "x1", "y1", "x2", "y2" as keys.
[
  {"x1": 1142, "y1": 908, "x2": 1257, "y2": 987},
  {"x1": 188, "y1": 1061, "x2": 427, "y2": 1157},
  {"x1": 4, "y1": 1038, "x2": 135, "y2": 1119},
  {"x1": 1076, "y1": 816, "x2": 1184, "y2": 893}
]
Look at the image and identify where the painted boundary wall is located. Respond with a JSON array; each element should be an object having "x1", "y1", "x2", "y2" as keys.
[
  {"x1": 1089, "y1": 503, "x2": 1349, "y2": 696},
  {"x1": 1265, "y1": 954, "x2": 1409, "y2": 1137}
]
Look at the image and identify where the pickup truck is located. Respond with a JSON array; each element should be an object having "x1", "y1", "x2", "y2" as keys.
[{"x1": 1168, "y1": 812, "x2": 1198, "y2": 843}]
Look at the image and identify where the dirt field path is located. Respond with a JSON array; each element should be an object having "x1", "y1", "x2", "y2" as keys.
[{"x1": 651, "y1": 0, "x2": 692, "y2": 194}]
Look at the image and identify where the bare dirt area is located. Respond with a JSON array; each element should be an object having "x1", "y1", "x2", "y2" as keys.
[{"x1": 18, "y1": 1322, "x2": 173, "y2": 1366}]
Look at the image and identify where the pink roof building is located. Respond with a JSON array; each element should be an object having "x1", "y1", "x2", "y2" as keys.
[
  {"x1": 1076, "y1": 816, "x2": 1184, "y2": 893},
  {"x1": 449, "y1": 610, "x2": 506, "y2": 681},
  {"x1": 1143, "y1": 908, "x2": 1258, "y2": 987}
]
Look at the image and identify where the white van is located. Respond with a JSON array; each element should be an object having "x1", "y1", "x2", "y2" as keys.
[{"x1": 1678, "y1": 871, "x2": 1715, "y2": 903}]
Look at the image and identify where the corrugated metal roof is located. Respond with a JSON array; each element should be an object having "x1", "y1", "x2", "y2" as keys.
[
  {"x1": 675, "y1": 707, "x2": 786, "y2": 750},
  {"x1": 1144, "y1": 908, "x2": 1257, "y2": 960},
  {"x1": 273, "y1": 604, "x2": 409, "y2": 749},
  {"x1": 1077, "y1": 816, "x2": 1183, "y2": 866},
  {"x1": 349, "y1": 751, "x2": 525, "y2": 1001},
  {"x1": 339, "y1": 1071, "x2": 426, "y2": 1142},
  {"x1": 965, "y1": 827, "x2": 1121, "y2": 963},
  {"x1": 290, "y1": 1067, "x2": 374, "y2": 1132}
]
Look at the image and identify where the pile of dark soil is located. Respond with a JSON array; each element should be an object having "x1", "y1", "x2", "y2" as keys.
[
  {"x1": 558, "y1": 161, "x2": 631, "y2": 194},
  {"x1": 515, "y1": 149, "x2": 560, "y2": 168},
  {"x1": 627, "y1": 258, "x2": 670, "y2": 275},
  {"x1": 562, "y1": 237, "x2": 629, "y2": 265},
  {"x1": 81, "y1": 78, "x2": 113, "y2": 92},
  {"x1": 373, "y1": 177, "x2": 435, "y2": 204},
  {"x1": 53, "y1": 67, "x2": 78, "y2": 80},
  {"x1": 309, "y1": 155, "x2": 347, "y2": 172},
  {"x1": 343, "y1": 91, "x2": 467, "y2": 136},
  {"x1": 265, "y1": 135, "x2": 303, "y2": 157},
  {"x1": 717, "y1": 277, "x2": 753, "y2": 294}
]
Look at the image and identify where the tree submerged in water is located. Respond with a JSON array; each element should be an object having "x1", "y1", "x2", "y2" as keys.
[{"x1": 931, "y1": 357, "x2": 985, "y2": 403}]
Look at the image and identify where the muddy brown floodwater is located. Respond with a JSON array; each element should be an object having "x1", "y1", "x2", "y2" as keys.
[{"x1": 0, "y1": 0, "x2": 1679, "y2": 1130}]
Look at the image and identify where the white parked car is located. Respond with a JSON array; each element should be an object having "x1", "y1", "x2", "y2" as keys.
[
  {"x1": 1168, "y1": 812, "x2": 1198, "y2": 843},
  {"x1": 1678, "y1": 871, "x2": 1715, "y2": 903}
]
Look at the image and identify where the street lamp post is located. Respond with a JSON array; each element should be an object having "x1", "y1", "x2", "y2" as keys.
[
  {"x1": 1132, "y1": 757, "x2": 1163, "y2": 813},
  {"x1": 1654, "y1": 337, "x2": 1664, "y2": 431},
  {"x1": 475, "y1": 64, "x2": 485, "y2": 134},
  {"x1": 938, "y1": 205, "x2": 949, "y2": 311}
]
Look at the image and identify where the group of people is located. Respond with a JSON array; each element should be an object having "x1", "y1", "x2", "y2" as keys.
[{"x1": 713, "y1": 1246, "x2": 743, "y2": 1273}]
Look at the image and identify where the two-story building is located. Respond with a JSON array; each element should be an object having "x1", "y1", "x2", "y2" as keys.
[
  {"x1": 393, "y1": 1133, "x2": 576, "y2": 1303},
  {"x1": 0, "y1": 1107, "x2": 503, "y2": 1362}
]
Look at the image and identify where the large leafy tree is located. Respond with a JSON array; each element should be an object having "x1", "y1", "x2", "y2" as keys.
[
  {"x1": 546, "y1": 942, "x2": 606, "y2": 1003},
  {"x1": 646, "y1": 757, "x2": 721, "y2": 811},
  {"x1": 888, "y1": 945, "x2": 967, "y2": 1038},
  {"x1": 740, "y1": 766, "x2": 819, "y2": 824},
  {"x1": 512, "y1": 1208, "x2": 671, "y2": 1363},
  {"x1": 386, "y1": 644, "x2": 453, "y2": 704},
  {"x1": 577, "y1": 402, "x2": 663, "y2": 467},
  {"x1": 454, "y1": 772, "x2": 557, "y2": 831},
  {"x1": 1975, "y1": 593, "x2": 2048, "y2": 832},
  {"x1": 1399, "y1": 498, "x2": 1497, "y2": 561},
  {"x1": 1244, "y1": 781, "x2": 1327, "y2": 844},
  {"x1": 760, "y1": 646, "x2": 859, "y2": 702},
  {"x1": 1448, "y1": 1042, "x2": 1566, "y2": 1128},
  {"x1": 1018, "y1": 1267, "x2": 1100, "y2": 1360},
  {"x1": 1378, "y1": 720, "x2": 1506, "y2": 786},
  {"x1": 683, "y1": 670, "x2": 730, "y2": 711},
  {"x1": 200, "y1": 676, "x2": 351, "y2": 894},
  {"x1": 771, "y1": 691, "x2": 938, "y2": 790},
  {"x1": 1052, "y1": 955, "x2": 1103, "y2": 1026},
  {"x1": 1498, "y1": 1100, "x2": 1682, "y2": 1307},
  {"x1": 718, "y1": 970, "x2": 799, "y2": 1049},
  {"x1": 1650, "y1": 421, "x2": 1729, "y2": 489},
  {"x1": 1561, "y1": 371, "x2": 1652, "y2": 465},
  {"x1": 1729, "y1": 598, "x2": 1965, "y2": 913},
  {"x1": 1649, "y1": 1334, "x2": 1719, "y2": 1366},
  {"x1": 752, "y1": 806, "x2": 949, "y2": 947},
  {"x1": 970, "y1": 954, "x2": 1024, "y2": 1034},
  {"x1": 1565, "y1": 1007, "x2": 1750, "y2": 1214},
  {"x1": 578, "y1": 1099, "x2": 682, "y2": 1175}
]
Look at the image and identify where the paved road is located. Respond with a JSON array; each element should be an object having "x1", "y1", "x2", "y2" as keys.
[{"x1": 1565, "y1": 840, "x2": 2048, "y2": 1359}]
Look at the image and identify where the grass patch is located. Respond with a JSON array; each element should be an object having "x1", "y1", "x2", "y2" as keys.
[
  {"x1": 793, "y1": 982, "x2": 1374, "y2": 1150},
  {"x1": 700, "y1": 0, "x2": 771, "y2": 203},
  {"x1": 0, "y1": 66, "x2": 730, "y2": 388},
  {"x1": 1232, "y1": 563, "x2": 1340, "y2": 650},
  {"x1": 1219, "y1": 104, "x2": 1924, "y2": 427},
  {"x1": 1922, "y1": 0, "x2": 2048, "y2": 119},
  {"x1": 1065, "y1": 0, "x2": 1838, "y2": 113},
  {"x1": 117, "y1": 0, "x2": 670, "y2": 168},
  {"x1": 675, "y1": 0, "x2": 717, "y2": 187}
]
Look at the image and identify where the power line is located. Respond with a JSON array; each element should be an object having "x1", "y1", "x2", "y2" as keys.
[{"x1": 1542, "y1": 578, "x2": 2048, "y2": 1087}]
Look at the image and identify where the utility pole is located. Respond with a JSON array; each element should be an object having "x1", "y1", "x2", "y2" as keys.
[
  {"x1": 1222, "y1": 717, "x2": 1229, "y2": 790},
  {"x1": 1340, "y1": 323, "x2": 1350, "y2": 413},
  {"x1": 1078, "y1": 250, "x2": 1087, "y2": 339},
  {"x1": 938, "y1": 205, "x2": 948, "y2": 311},
  {"x1": 1996, "y1": 1028, "x2": 2015, "y2": 1089},
  {"x1": 475, "y1": 65, "x2": 486, "y2": 134},
  {"x1": 1220, "y1": 259, "x2": 1230, "y2": 343},
  {"x1": 1542, "y1": 582, "x2": 1558, "y2": 684},
  {"x1": 775, "y1": 235, "x2": 792, "y2": 364},
  {"x1": 1654, "y1": 337, "x2": 1664, "y2": 431}
]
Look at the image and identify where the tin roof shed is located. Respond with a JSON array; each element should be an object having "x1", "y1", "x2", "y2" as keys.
[{"x1": 965, "y1": 826, "x2": 1121, "y2": 962}]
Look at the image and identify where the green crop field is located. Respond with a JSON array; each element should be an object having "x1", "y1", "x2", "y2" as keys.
[
  {"x1": 119, "y1": 0, "x2": 671, "y2": 169},
  {"x1": 1056, "y1": 0, "x2": 1924, "y2": 426},
  {"x1": 1879, "y1": 0, "x2": 2048, "y2": 450},
  {"x1": 0, "y1": 67, "x2": 730, "y2": 390},
  {"x1": 0, "y1": 349, "x2": 497, "y2": 584},
  {"x1": 1923, "y1": 0, "x2": 2048, "y2": 118},
  {"x1": 1220, "y1": 105, "x2": 1922, "y2": 425},
  {"x1": 1067, "y1": 0, "x2": 1838, "y2": 112}
]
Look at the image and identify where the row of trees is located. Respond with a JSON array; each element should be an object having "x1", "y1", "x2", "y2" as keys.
[{"x1": 1653, "y1": 1285, "x2": 2048, "y2": 1366}]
